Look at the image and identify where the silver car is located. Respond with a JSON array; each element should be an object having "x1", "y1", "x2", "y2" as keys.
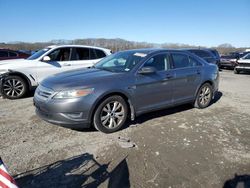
[{"x1": 34, "y1": 49, "x2": 219, "y2": 133}]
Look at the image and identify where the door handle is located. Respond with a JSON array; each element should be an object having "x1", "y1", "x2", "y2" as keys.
[
  {"x1": 165, "y1": 74, "x2": 173, "y2": 79},
  {"x1": 63, "y1": 63, "x2": 71, "y2": 66},
  {"x1": 163, "y1": 74, "x2": 173, "y2": 81}
]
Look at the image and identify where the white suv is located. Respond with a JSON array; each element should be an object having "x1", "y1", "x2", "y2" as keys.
[
  {"x1": 234, "y1": 53, "x2": 250, "y2": 74},
  {"x1": 0, "y1": 45, "x2": 111, "y2": 99}
]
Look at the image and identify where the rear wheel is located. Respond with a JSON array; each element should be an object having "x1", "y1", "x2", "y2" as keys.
[
  {"x1": 93, "y1": 95, "x2": 128, "y2": 133},
  {"x1": 2, "y1": 76, "x2": 28, "y2": 99},
  {"x1": 194, "y1": 83, "x2": 213, "y2": 109}
]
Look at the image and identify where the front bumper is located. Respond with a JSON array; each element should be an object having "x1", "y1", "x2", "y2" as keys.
[
  {"x1": 33, "y1": 95, "x2": 95, "y2": 129},
  {"x1": 0, "y1": 73, "x2": 8, "y2": 96},
  {"x1": 219, "y1": 61, "x2": 235, "y2": 68},
  {"x1": 235, "y1": 65, "x2": 250, "y2": 71}
]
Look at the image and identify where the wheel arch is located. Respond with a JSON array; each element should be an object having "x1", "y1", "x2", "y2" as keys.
[
  {"x1": 195, "y1": 80, "x2": 214, "y2": 99},
  {"x1": 6, "y1": 71, "x2": 32, "y2": 90},
  {"x1": 89, "y1": 91, "x2": 135, "y2": 125}
]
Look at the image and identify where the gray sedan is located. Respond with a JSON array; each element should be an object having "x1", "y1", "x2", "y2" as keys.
[{"x1": 34, "y1": 49, "x2": 219, "y2": 133}]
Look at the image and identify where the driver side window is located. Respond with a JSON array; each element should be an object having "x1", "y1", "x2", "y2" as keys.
[
  {"x1": 144, "y1": 54, "x2": 170, "y2": 71},
  {"x1": 47, "y1": 48, "x2": 71, "y2": 61}
]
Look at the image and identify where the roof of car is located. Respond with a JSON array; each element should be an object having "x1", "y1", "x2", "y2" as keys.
[
  {"x1": 180, "y1": 48, "x2": 211, "y2": 51},
  {"x1": 121, "y1": 48, "x2": 187, "y2": 54},
  {"x1": 46, "y1": 44, "x2": 111, "y2": 51}
]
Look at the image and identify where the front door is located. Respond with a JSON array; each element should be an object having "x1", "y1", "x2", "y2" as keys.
[
  {"x1": 36, "y1": 47, "x2": 74, "y2": 83},
  {"x1": 134, "y1": 53, "x2": 174, "y2": 112}
]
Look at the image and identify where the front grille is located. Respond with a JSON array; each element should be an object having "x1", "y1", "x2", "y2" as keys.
[
  {"x1": 238, "y1": 63, "x2": 250, "y2": 67},
  {"x1": 35, "y1": 85, "x2": 54, "y2": 100}
]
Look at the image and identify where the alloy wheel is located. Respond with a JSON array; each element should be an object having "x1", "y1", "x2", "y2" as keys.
[
  {"x1": 3, "y1": 78, "x2": 25, "y2": 98},
  {"x1": 100, "y1": 101, "x2": 125, "y2": 129},
  {"x1": 199, "y1": 86, "x2": 211, "y2": 106}
]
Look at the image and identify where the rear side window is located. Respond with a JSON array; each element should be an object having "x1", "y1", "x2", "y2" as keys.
[
  {"x1": 90, "y1": 49, "x2": 106, "y2": 59},
  {"x1": 9, "y1": 52, "x2": 18, "y2": 57},
  {"x1": 172, "y1": 53, "x2": 190, "y2": 69},
  {"x1": 144, "y1": 54, "x2": 170, "y2": 71},
  {"x1": 75, "y1": 48, "x2": 90, "y2": 60},
  {"x1": 0, "y1": 51, "x2": 8, "y2": 57},
  {"x1": 190, "y1": 50, "x2": 211, "y2": 58}
]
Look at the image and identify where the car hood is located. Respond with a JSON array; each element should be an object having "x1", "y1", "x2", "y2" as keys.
[
  {"x1": 0, "y1": 59, "x2": 35, "y2": 71},
  {"x1": 41, "y1": 68, "x2": 124, "y2": 91},
  {"x1": 238, "y1": 59, "x2": 250, "y2": 64}
]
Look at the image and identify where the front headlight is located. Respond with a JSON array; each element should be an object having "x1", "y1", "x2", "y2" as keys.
[{"x1": 53, "y1": 88, "x2": 94, "y2": 99}]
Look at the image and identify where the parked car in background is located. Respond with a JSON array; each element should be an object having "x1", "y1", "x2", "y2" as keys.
[
  {"x1": 234, "y1": 53, "x2": 250, "y2": 74},
  {"x1": 0, "y1": 45, "x2": 112, "y2": 99},
  {"x1": 0, "y1": 49, "x2": 30, "y2": 60},
  {"x1": 220, "y1": 54, "x2": 239, "y2": 69},
  {"x1": 34, "y1": 49, "x2": 219, "y2": 133},
  {"x1": 220, "y1": 52, "x2": 249, "y2": 69},
  {"x1": 184, "y1": 49, "x2": 218, "y2": 65}
]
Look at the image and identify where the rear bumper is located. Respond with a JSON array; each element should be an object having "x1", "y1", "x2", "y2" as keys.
[{"x1": 0, "y1": 73, "x2": 7, "y2": 97}]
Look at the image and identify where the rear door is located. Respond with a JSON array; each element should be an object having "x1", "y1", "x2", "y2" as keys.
[
  {"x1": 134, "y1": 53, "x2": 174, "y2": 112},
  {"x1": 170, "y1": 52, "x2": 202, "y2": 104},
  {"x1": 70, "y1": 47, "x2": 94, "y2": 68},
  {"x1": 69, "y1": 47, "x2": 108, "y2": 68}
]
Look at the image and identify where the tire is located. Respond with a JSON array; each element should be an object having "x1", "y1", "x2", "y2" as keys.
[
  {"x1": 194, "y1": 83, "x2": 213, "y2": 109},
  {"x1": 234, "y1": 68, "x2": 239, "y2": 74},
  {"x1": 1, "y1": 75, "x2": 28, "y2": 99},
  {"x1": 93, "y1": 95, "x2": 128, "y2": 133}
]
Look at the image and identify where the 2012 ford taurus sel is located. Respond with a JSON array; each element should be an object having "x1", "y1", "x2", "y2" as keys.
[{"x1": 34, "y1": 49, "x2": 219, "y2": 133}]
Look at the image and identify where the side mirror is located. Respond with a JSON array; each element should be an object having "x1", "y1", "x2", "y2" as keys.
[
  {"x1": 138, "y1": 66, "x2": 156, "y2": 74},
  {"x1": 42, "y1": 56, "x2": 51, "y2": 62}
]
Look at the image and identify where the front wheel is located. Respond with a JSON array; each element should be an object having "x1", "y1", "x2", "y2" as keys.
[
  {"x1": 1, "y1": 76, "x2": 28, "y2": 99},
  {"x1": 194, "y1": 83, "x2": 213, "y2": 109},
  {"x1": 93, "y1": 95, "x2": 128, "y2": 133}
]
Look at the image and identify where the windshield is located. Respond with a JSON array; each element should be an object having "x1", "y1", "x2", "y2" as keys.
[
  {"x1": 27, "y1": 48, "x2": 51, "y2": 60},
  {"x1": 94, "y1": 51, "x2": 148, "y2": 72},
  {"x1": 242, "y1": 53, "x2": 250, "y2": 59}
]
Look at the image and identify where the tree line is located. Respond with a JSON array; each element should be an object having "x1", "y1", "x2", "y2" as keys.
[{"x1": 0, "y1": 38, "x2": 248, "y2": 55}]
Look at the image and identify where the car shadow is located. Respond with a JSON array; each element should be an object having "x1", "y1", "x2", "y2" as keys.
[
  {"x1": 211, "y1": 91, "x2": 223, "y2": 105},
  {"x1": 223, "y1": 174, "x2": 250, "y2": 188},
  {"x1": 15, "y1": 153, "x2": 130, "y2": 188},
  {"x1": 127, "y1": 91, "x2": 223, "y2": 127}
]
